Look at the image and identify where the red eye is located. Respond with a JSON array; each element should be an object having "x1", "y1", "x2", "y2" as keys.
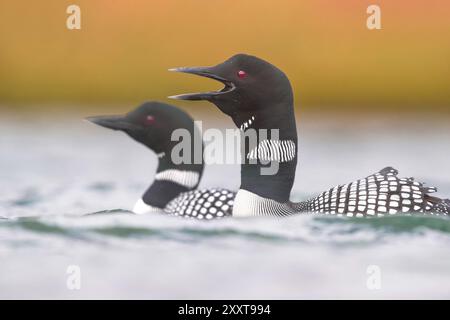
[
  {"x1": 145, "y1": 115, "x2": 155, "y2": 124},
  {"x1": 237, "y1": 70, "x2": 247, "y2": 79}
]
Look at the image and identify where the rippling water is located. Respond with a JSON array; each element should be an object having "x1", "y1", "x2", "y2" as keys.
[{"x1": 1, "y1": 112, "x2": 450, "y2": 299}]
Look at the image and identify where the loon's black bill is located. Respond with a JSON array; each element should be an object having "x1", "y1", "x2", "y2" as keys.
[
  {"x1": 86, "y1": 115, "x2": 133, "y2": 131},
  {"x1": 168, "y1": 66, "x2": 235, "y2": 101}
]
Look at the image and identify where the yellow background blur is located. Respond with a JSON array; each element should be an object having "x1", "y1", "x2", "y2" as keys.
[{"x1": 1, "y1": 0, "x2": 449, "y2": 113}]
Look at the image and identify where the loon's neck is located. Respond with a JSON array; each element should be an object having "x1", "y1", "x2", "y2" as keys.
[
  {"x1": 233, "y1": 105, "x2": 298, "y2": 216},
  {"x1": 133, "y1": 153, "x2": 202, "y2": 214}
]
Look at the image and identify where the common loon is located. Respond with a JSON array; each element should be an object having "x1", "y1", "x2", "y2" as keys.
[
  {"x1": 169, "y1": 54, "x2": 450, "y2": 217},
  {"x1": 87, "y1": 101, "x2": 235, "y2": 218}
]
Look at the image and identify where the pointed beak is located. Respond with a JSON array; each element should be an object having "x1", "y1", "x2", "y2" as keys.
[
  {"x1": 85, "y1": 115, "x2": 136, "y2": 131},
  {"x1": 168, "y1": 66, "x2": 235, "y2": 101},
  {"x1": 168, "y1": 66, "x2": 216, "y2": 77}
]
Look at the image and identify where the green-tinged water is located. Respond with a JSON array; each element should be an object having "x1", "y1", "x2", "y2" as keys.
[
  {"x1": 1, "y1": 113, "x2": 450, "y2": 299},
  {"x1": 2, "y1": 214, "x2": 450, "y2": 241},
  {"x1": 317, "y1": 215, "x2": 450, "y2": 234}
]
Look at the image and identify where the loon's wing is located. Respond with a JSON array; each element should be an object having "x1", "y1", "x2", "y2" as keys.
[
  {"x1": 294, "y1": 167, "x2": 450, "y2": 217},
  {"x1": 165, "y1": 188, "x2": 235, "y2": 219}
]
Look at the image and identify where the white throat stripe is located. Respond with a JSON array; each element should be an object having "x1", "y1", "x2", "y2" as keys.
[
  {"x1": 155, "y1": 169, "x2": 200, "y2": 188},
  {"x1": 247, "y1": 139, "x2": 296, "y2": 162}
]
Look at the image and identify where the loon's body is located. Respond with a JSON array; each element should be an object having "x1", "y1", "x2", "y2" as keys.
[
  {"x1": 170, "y1": 54, "x2": 450, "y2": 217},
  {"x1": 165, "y1": 188, "x2": 234, "y2": 219},
  {"x1": 87, "y1": 101, "x2": 235, "y2": 219},
  {"x1": 297, "y1": 167, "x2": 450, "y2": 217}
]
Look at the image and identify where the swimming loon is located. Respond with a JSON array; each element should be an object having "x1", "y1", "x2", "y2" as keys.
[
  {"x1": 169, "y1": 54, "x2": 450, "y2": 217},
  {"x1": 87, "y1": 101, "x2": 235, "y2": 218}
]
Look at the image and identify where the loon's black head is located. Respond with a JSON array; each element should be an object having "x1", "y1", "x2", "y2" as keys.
[
  {"x1": 87, "y1": 101, "x2": 204, "y2": 210},
  {"x1": 170, "y1": 55, "x2": 298, "y2": 204},
  {"x1": 169, "y1": 54, "x2": 294, "y2": 128},
  {"x1": 87, "y1": 101, "x2": 197, "y2": 156}
]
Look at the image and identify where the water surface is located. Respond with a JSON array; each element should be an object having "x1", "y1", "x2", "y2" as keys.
[{"x1": 1, "y1": 112, "x2": 449, "y2": 299}]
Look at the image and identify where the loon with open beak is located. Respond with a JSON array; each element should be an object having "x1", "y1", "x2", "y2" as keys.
[{"x1": 170, "y1": 54, "x2": 450, "y2": 217}]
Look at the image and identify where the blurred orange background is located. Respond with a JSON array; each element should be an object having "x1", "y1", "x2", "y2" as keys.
[{"x1": 0, "y1": 0, "x2": 449, "y2": 113}]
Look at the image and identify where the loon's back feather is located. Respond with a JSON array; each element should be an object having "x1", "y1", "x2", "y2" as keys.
[
  {"x1": 295, "y1": 167, "x2": 450, "y2": 217},
  {"x1": 165, "y1": 188, "x2": 235, "y2": 219},
  {"x1": 425, "y1": 195, "x2": 450, "y2": 215},
  {"x1": 162, "y1": 167, "x2": 449, "y2": 218}
]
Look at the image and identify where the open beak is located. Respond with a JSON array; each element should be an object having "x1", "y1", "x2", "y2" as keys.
[
  {"x1": 85, "y1": 115, "x2": 136, "y2": 131},
  {"x1": 168, "y1": 66, "x2": 235, "y2": 101}
]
